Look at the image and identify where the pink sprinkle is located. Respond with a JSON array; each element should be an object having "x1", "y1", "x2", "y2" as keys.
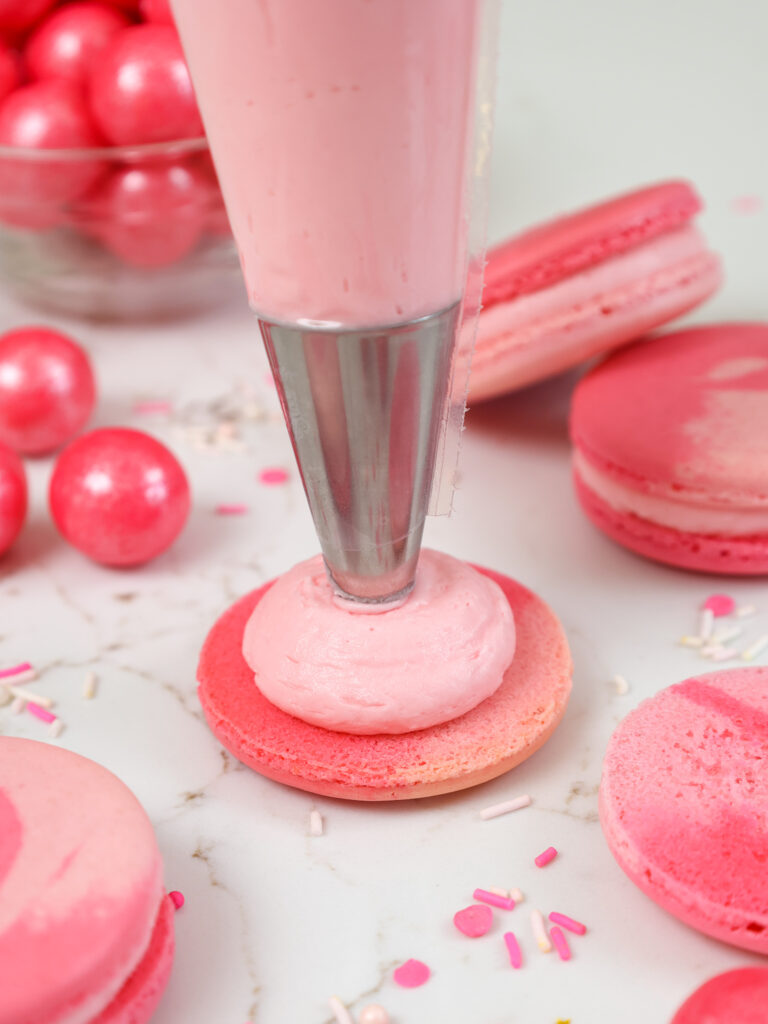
[
  {"x1": 473, "y1": 888, "x2": 515, "y2": 911},
  {"x1": 731, "y1": 195, "x2": 763, "y2": 215},
  {"x1": 549, "y1": 912, "x2": 586, "y2": 935},
  {"x1": 0, "y1": 662, "x2": 32, "y2": 680},
  {"x1": 534, "y1": 846, "x2": 558, "y2": 868},
  {"x1": 503, "y1": 931, "x2": 523, "y2": 969},
  {"x1": 454, "y1": 904, "x2": 493, "y2": 937},
  {"x1": 133, "y1": 399, "x2": 173, "y2": 415},
  {"x1": 169, "y1": 891, "x2": 185, "y2": 910},
  {"x1": 27, "y1": 702, "x2": 55, "y2": 724},
  {"x1": 703, "y1": 594, "x2": 736, "y2": 617},
  {"x1": 393, "y1": 959, "x2": 430, "y2": 988},
  {"x1": 258, "y1": 466, "x2": 289, "y2": 486},
  {"x1": 215, "y1": 503, "x2": 249, "y2": 515},
  {"x1": 550, "y1": 925, "x2": 571, "y2": 961}
]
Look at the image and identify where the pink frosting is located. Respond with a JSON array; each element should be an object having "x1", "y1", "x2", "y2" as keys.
[
  {"x1": 0, "y1": 738, "x2": 164, "y2": 1024},
  {"x1": 241, "y1": 549, "x2": 516, "y2": 734}
]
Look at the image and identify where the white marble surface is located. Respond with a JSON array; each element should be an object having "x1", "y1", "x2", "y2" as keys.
[{"x1": 2, "y1": 1, "x2": 768, "y2": 1021}]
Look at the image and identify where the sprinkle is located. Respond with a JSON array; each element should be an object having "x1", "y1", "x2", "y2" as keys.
[
  {"x1": 328, "y1": 995, "x2": 354, "y2": 1024},
  {"x1": 454, "y1": 903, "x2": 493, "y2": 937},
  {"x1": 309, "y1": 810, "x2": 324, "y2": 837},
  {"x1": 10, "y1": 697, "x2": 24, "y2": 715},
  {"x1": 701, "y1": 643, "x2": 725, "y2": 658},
  {"x1": 393, "y1": 959, "x2": 430, "y2": 988},
  {"x1": 0, "y1": 687, "x2": 11, "y2": 707},
  {"x1": 48, "y1": 719, "x2": 64, "y2": 739},
  {"x1": 82, "y1": 672, "x2": 98, "y2": 700},
  {"x1": 736, "y1": 604, "x2": 757, "y2": 619},
  {"x1": 214, "y1": 503, "x2": 249, "y2": 515},
  {"x1": 550, "y1": 925, "x2": 571, "y2": 961},
  {"x1": 0, "y1": 662, "x2": 33, "y2": 680},
  {"x1": 479, "y1": 794, "x2": 531, "y2": 820},
  {"x1": 509, "y1": 887, "x2": 524, "y2": 903},
  {"x1": 503, "y1": 931, "x2": 523, "y2": 969},
  {"x1": 549, "y1": 912, "x2": 587, "y2": 935},
  {"x1": 703, "y1": 594, "x2": 736, "y2": 617},
  {"x1": 488, "y1": 886, "x2": 509, "y2": 898},
  {"x1": 258, "y1": 466, "x2": 289, "y2": 486},
  {"x1": 698, "y1": 607, "x2": 714, "y2": 640},
  {"x1": 709, "y1": 647, "x2": 739, "y2": 663},
  {"x1": 473, "y1": 888, "x2": 515, "y2": 910},
  {"x1": 742, "y1": 634, "x2": 768, "y2": 661},
  {"x1": 27, "y1": 702, "x2": 55, "y2": 724},
  {"x1": 133, "y1": 399, "x2": 173, "y2": 416},
  {"x1": 531, "y1": 909, "x2": 552, "y2": 952},
  {"x1": 8, "y1": 686, "x2": 53, "y2": 708},
  {"x1": 169, "y1": 891, "x2": 185, "y2": 910},
  {"x1": 534, "y1": 846, "x2": 558, "y2": 868},
  {"x1": 2, "y1": 669, "x2": 36, "y2": 687},
  {"x1": 679, "y1": 635, "x2": 704, "y2": 648},
  {"x1": 611, "y1": 674, "x2": 629, "y2": 695},
  {"x1": 712, "y1": 626, "x2": 743, "y2": 645},
  {"x1": 358, "y1": 1006, "x2": 390, "y2": 1024}
]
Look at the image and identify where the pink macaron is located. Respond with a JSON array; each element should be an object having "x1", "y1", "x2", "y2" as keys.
[
  {"x1": 0, "y1": 737, "x2": 175, "y2": 1024},
  {"x1": 198, "y1": 564, "x2": 572, "y2": 800},
  {"x1": 571, "y1": 322, "x2": 768, "y2": 575},
  {"x1": 469, "y1": 180, "x2": 721, "y2": 401},
  {"x1": 671, "y1": 968, "x2": 768, "y2": 1023},
  {"x1": 600, "y1": 668, "x2": 768, "y2": 956}
]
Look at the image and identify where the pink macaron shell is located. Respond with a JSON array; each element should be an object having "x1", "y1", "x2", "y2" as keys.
[
  {"x1": 671, "y1": 968, "x2": 768, "y2": 1024},
  {"x1": 0, "y1": 738, "x2": 172, "y2": 1024},
  {"x1": 600, "y1": 668, "x2": 768, "y2": 955},
  {"x1": 571, "y1": 323, "x2": 768, "y2": 574},
  {"x1": 197, "y1": 564, "x2": 572, "y2": 800}
]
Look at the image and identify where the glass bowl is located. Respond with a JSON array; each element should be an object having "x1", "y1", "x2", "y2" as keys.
[{"x1": 0, "y1": 136, "x2": 240, "y2": 320}]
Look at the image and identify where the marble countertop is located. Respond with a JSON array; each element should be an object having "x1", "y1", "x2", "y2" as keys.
[{"x1": 2, "y1": 1, "x2": 767, "y2": 1021}]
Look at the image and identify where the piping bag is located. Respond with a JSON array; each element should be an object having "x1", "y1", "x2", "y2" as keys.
[{"x1": 172, "y1": 0, "x2": 499, "y2": 606}]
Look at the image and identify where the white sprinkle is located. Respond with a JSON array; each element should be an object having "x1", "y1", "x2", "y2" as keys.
[
  {"x1": 328, "y1": 995, "x2": 354, "y2": 1024},
  {"x1": 488, "y1": 887, "x2": 509, "y2": 898},
  {"x1": 309, "y1": 810, "x2": 324, "y2": 837},
  {"x1": 7, "y1": 686, "x2": 53, "y2": 708},
  {"x1": 701, "y1": 644, "x2": 725, "y2": 658},
  {"x1": 736, "y1": 604, "x2": 757, "y2": 619},
  {"x1": 82, "y1": 672, "x2": 98, "y2": 700},
  {"x1": 531, "y1": 908, "x2": 552, "y2": 953},
  {"x1": 679, "y1": 635, "x2": 704, "y2": 648},
  {"x1": 742, "y1": 634, "x2": 768, "y2": 661},
  {"x1": 612, "y1": 674, "x2": 629, "y2": 695},
  {"x1": 0, "y1": 686, "x2": 11, "y2": 707},
  {"x1": 509, "y1": 887, "x2": 524, "y2": 903},
  {"x1": 48, "y1": 719, "x2": 64, "y2": 739},
  {"x1": 479, "y1": 794, "x2": 532, "y2": 820},
  {"x1": 710, "y1": 647, "x2": 738, "y2": 662},
  {"x1": 10, "y1": 697, "x2": 24, "y2": 715},
  {"x1": 712, "y1": 626, "x2": 743, "y2": 645},
  {"x1": 698, "y1": 607, "x2": 715, "y2": 640}
]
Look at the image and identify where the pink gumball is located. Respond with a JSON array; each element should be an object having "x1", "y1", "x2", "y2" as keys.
[
  {"x1": 25, "y1": 2, "x2": 130, "y2": 86},
  {"x1": 139, "y1": 0, "x2": 174, "y2": 25},
  {"x1": 88, "y1": 25, "x2": 202, "y2": 145},
  {"x1": 0, "y1": 80, "x2": 105, "y2": 229},
  {"x1": 0, "y1": 441, "x2": 26, "y2": 556},
  {"x1": 0, "y1": 326, "x2": 96, "y2": 455},
  {"x1": 50, "y1": 428, "x2": 190, "y2": 566},
  {"x1": 0, "y1": 41, "x2": 20, "y2": 105},
  {"x1": 90, "y1": 159, "x2": 207, "y2": 267},
  {"x1": 0, "y1": 0, "x2": 57, "y2": 37}
]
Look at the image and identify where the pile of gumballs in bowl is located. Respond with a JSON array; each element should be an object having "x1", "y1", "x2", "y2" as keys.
[{"x1": 0, "y1": 0, "x2": 238, "y2": 320}]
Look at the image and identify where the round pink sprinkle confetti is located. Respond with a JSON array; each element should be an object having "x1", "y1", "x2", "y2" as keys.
[
  {"x1": 703, "y1": 594, "x2": 736, "y2": 617},
  {"x1": 169, "y1": 890, "x2": 185, "y2": 910},
  {"x1": 453, "y1": 903, "x2": 493, "y2": 937},
  {"x1": 258, "y1": 466, "x2": 289, "y2": 486},
  {"x1": 393, "y1": 959, "x2": 430, "y2": 988}
]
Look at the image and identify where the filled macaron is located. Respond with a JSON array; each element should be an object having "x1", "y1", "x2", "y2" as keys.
[{"x1": 469, "y1": 180, "x2": 721, "y2": 400}]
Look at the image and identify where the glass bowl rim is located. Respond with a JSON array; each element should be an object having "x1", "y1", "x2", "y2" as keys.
[{"x1": 0, "y1": 135, "x2": 209, "y2": 162}]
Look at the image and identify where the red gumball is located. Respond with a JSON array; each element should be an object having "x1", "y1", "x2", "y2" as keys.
[
  {"x1": 26, "y1": 2, "x2": 130, "y2": 86},
  {"x1": 88, "y1": 25, "x2": 202, "y2": 145},
  {"x1": 49, "y1": 428, "x2": 190, "y2": 566},
  {"x1": 139, "y1": 0, "x2": 174, "y2": 25},
  {"x1": 0, "y1": 41, "x2": 20, "y2": 105},
  {"x1": 0, "y1": 0, "x2": 57, "y2": 38},
  {"x1": 0, "y1": 326, "x2": 96, "y2": 455},
  {"x1": 89, "y1": 159, "x2": 207, "y2": 267},
  {"x1": 0, "y1": 80, "x2": 105, "y2": 229},
  {"x1": 0, "y1": 441, "x2": 26, "y2": 556}
]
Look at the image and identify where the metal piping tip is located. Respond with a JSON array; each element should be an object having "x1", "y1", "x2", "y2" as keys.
[{"x1": 258, "y1": 304, "x2": 460, "y2": 606}]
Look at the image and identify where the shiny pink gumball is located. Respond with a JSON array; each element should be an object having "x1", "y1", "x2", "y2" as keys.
[
  {"x1": 0, "y1": 442, "x2": 26, "y2": 556},
  {"x1": 0, "y1": 41, "x2": 20, "y2": 105},
  {"x1": 0, "y1": 0, "x2": 57, "y2": 37},
  {"x1": 88, "y1": 25, "x2": 203, "y2": 145},
  {"x1": 139, "y1": 0, "x2": 174, "y2": 25},
  {"x1": 0, "y1": 327, "x2": 96, "y2": 456},
  {"x1": 50, "y1": 428, "x2": 190, "y2": 566},
  {"x1": 0, "y1": 80, "x2": 105, "y2": 228},
  {"x1": 25, "y1": 2, "x2": 130, "y2": 86},
  {"x1": 90, "y1": 159, "x2": 207, "y2": 267}
]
